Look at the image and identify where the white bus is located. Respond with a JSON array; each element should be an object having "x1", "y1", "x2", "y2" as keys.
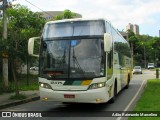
[{"x1": 28, "y1": 18, "x2": 132, "y2": 103}]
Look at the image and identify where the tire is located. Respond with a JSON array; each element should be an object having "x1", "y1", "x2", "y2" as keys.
[
  {"x1": 109, "y1": 82, "x2": 117, "y2": 103},
  {"x1": 125, "y1": 75, "x2": 130, "y2": 89}
]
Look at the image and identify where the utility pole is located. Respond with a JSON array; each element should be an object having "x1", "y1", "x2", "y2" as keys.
[
  {"x1": 1, "y1": 0, "x2": 8, "y2": 91},
  {"x1": 131, "y1": 43, "x2": 134, "y2": 67}
]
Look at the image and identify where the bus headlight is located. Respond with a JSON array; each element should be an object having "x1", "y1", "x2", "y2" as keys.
[
  {"x1": 39, "y1": 82, "x2": 52, "y2": 89},
  {"x1": 88, "y1": 82, "x2": 105, "y2": 89}
]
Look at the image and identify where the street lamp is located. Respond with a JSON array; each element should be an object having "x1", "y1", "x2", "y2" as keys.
[
  {"x1": 131, "y1": 43, "x2": 146, "y2": 68},
  {"x1": 143, "y1": 44, "x2": 146, "y2": 68},
  {"x1": 152, "y1": 48, "x2": 156, "y2": 67},
  {"x1": 136, "y1": 43, "x2": 146, "y2": 68}
]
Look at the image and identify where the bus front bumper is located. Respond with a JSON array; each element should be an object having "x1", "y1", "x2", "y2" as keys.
[{"x1": 40, "y1": 87, "x2": 110, "y2": 103}]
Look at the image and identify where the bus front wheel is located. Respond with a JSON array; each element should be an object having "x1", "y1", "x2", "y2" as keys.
[{"x1": 109, "y1": 81, "x2": 117, "y2": 103}]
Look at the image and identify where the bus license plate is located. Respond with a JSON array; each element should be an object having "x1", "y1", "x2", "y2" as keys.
[{"x1": 64, "y1": 94, "x2": 75, "y2": 98}]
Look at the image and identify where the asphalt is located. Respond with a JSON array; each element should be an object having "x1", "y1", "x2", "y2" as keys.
[{"x1": 0, "y1": 90, "x2": 40, "y2": 110}]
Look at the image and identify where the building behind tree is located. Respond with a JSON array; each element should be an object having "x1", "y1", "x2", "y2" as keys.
[{"x1": 126, "y1": 23, "x2": 139, "y2": 35}]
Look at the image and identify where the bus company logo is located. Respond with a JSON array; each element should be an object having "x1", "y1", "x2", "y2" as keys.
[
  {"x1": 50, "y1": 81, "x2": 64, "y2": 85},
  {"x1": 2, "y1": 112, "x2": 11, "y2": 117},
  {"x1": 1, "y1": 112, "x2": 42, "y2": 118}
]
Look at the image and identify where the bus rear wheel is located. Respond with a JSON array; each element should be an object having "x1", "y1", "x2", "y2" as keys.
[{"x1": 125, "y1": 75, "x2": 130, "y2": 89}]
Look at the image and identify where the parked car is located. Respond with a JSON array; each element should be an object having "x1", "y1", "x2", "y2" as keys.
[
  {"x1": 133, "y1": 66, "x2": 142, "y2": 74},
  {"x1": 30, "y1": 66, "x2": 39, "y2": 71}
]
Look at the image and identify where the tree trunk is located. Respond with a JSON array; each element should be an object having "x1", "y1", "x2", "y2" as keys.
[
  {"x1": 11, "y1": 60, "x2": 19, "y2": 96},
  {"x1": 2, "y1": 0, "x2": 8, "y2": 92},
  {"x1": 26, "y1": 55, "x2": 29, "y2": 86},
  {"x1": 2, "y1": 58, "x2": 8, "y2": 92}
]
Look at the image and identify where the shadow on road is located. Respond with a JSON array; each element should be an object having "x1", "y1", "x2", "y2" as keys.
[
  {"x1": 43, "y1": 100, "x2": 115, "y2": 117},
  {"x1": 43, "y1": 103, "x2": 114, "y2": 117}
]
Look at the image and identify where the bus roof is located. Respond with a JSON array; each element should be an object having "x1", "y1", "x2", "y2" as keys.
[
  {"x1": 46, "y1": 18, "x2": 108, "y2": 24},
  {"x1": 44, "y1": 18, "x2": 129, "y2": 43}
]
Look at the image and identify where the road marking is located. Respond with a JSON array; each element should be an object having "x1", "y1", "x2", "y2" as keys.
[{"x1": 116, "y1": 79, "x2": 146, "y2": 120}]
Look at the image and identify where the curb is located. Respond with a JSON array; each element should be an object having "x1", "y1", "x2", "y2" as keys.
[{"x1": 0, "y1": 96, "x2": 40, "y2": 110}]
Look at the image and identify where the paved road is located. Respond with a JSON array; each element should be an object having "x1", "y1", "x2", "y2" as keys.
[{"x1": 0, "y1": 70, "x2": 156, "y2": 120}]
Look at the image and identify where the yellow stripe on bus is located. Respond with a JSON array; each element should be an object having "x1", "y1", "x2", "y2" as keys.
[{"x1": 81, "y1": 80, "x2": 92, "y2": 86}]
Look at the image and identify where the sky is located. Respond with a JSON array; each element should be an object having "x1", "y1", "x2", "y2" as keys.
[{"x1": 12, "y1": 0, "x2": 160, "y2": 37}]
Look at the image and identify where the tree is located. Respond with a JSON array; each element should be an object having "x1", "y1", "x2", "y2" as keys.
[
  {"x1": 151, "y1": 37, "x2": 160, "y2": 66},
  {"x1": 54, "y1": 9, "x2": 76, "y2": 20},
  {"x1": 127, "y1": 29, "x2": 135, "y2": 38},
  {"x1": 0, "y1": 4, "x2": 45, "y2": 95},
  {"x1": 127, "y1": 28, "x2": 160, "y2": 67}
]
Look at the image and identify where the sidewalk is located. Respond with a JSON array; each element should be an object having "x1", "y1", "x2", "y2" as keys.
[{"x1": 0, "y1": 90, "x2": 40, "y2": 110}]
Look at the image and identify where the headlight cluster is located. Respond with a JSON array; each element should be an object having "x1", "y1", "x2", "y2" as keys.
[
  {"x1": 39, "y1": 82, "x2": 52, "y2": 89},
  {"x1": 88, "y1": 82, "x2": 105, "y2": 89}
]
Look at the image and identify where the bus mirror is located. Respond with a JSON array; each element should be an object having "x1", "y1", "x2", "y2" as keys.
[
  {"x1": 104, "y1": 33, "x2": 112, "y2": 52},
  {"x1": 28, "y1": 37, "x2": 40, "y2": 57}
]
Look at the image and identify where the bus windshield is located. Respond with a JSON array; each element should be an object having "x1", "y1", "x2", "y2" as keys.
[
  {"x1": 40, "y1": 20, "x2": 105, "y2": 80},
  {"x1": 40, "y1": 38, "x2": 105, "y2": 79}
]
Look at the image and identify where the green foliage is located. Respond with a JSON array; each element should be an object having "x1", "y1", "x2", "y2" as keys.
[
  {"x1": 0, "y1": 74, "x2": 39, "y2": 94},
  {"x1": 9, "y1": 93, "x2": 27, "y2": 100},
  {"x1": 0, "y1": 5, "x2": 44, "y2": 71},
  {"x1": 54, "y1": 9, "x2": 76, "y2": 20},
  {"x1": 17, "y1": 74, "x2": 39, "y2": 91},
  {"x1": 127, "y1": 30, "x2": 160, "y2": 67},
  {"x1": 0, "y1": 80, "x2": 15, "y2": 94},
  {"x1": 0, "y1": 4, "x2": 44, "y2": 94},
  {"x1": 19, "y1": 84, "x2": 39, "y2": 91},
  {"x1": 127, "y1": 29, "x2": 135, "y2": 38},
  {"x1": 4, "y1": 4, "x2": 45, "y2": 63},
  {"x1": 0, "y1": 4, "x2": 45, "y2": 58},
  {"x1": 115, "y1": 42, "x2": 131, "y2": 57},
  {"x1": 7, "y1": 4, "x2": 45, "y2": 30}
]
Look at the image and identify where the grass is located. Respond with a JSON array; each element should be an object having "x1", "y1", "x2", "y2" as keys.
[
  {"x1": 128, "y1": 79, "x2": 160, "y2": 120},
  {"x1": 18, "y1": 74, "x2": 39, "y2": 91},
  {"x1": 9, "y1": 94, "x2": 27, "y2": 100},
  {"x1": 0, "y1": 74, "x2": 39, "y2": 94}
]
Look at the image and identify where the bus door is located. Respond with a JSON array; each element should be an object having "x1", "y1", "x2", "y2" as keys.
[
  {"x1": 113, "y1": 52, "x2": 121, "y2": 91},
  {"x1": 119, "y1": 54, "x2": 126, "y2": 88},
  {"x1": 113, "y1": 52, "x2": 125, "y2": 91}
]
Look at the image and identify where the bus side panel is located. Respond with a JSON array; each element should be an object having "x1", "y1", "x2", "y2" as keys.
[{"x1": 113, "y1": 51, "x2": 121, "y2": 93}]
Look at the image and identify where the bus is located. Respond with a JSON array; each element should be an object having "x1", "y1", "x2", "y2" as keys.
[{"x1": 28, "y1": 18, "x2": 132, "y2": 103}]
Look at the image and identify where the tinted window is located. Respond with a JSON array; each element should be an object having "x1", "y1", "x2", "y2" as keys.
[{"x1": 43, "y1": 20, "x2": 105, "y2": 39}]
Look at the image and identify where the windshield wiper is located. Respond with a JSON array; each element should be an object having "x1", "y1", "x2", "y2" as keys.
[
  {"x1": 56, "y1": 49, "x2": 66, "y2": 68},
  {"x1": 71, "y1": 47, "x2": 86, "y2": 78}
]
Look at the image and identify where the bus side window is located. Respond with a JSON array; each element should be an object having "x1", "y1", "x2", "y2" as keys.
[
  {"x1": 107, "y1": 50, "x2": 113, "y2": 80},
  {"x1": 106, "y1": 22, "x2": 111, "y2": 34},
  {"x1": 106, "y1": 21, "x2": 113, "y2": 80}
]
